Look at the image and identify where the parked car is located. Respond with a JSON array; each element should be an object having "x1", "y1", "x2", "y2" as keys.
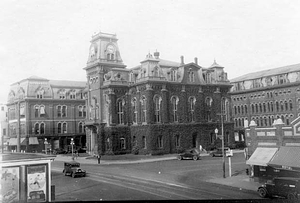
[
  {"x1": 177, "y1": 148, "x2": 200, "y2": 161},
  {"x1": 53, "y1": 148, "x2": 67, "y2": 154},
  {"x1": 210, "y1": 147, "x2": 230, "y2": 157},
  {"x1": 63, "y1": 161, "x2": 86, "y2": 178},
  {"x1": 257, "y1": 177, "x2": 300, "y2": 199}
]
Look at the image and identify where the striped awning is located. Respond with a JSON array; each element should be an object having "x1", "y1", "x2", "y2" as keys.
[
  {"x1": 29, "y1": 137, "x2": 39, "y2": 145},
  {"x1": 8, "y1": 138, "x2": 26, "y2": 146},
  {"x1": 246, "y1": 147, "x2": 278, "y2": 166},
  {"x1": 268, "y1": 146, "x2": 300, "y2": 171}
]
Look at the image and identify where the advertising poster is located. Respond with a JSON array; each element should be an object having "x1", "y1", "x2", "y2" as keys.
[
  {"x1": 27, "y1": 165, "x2": 47, "y2": 202},
  {"x1": 0, "y1": 167, "x2": 20, "y2": 203}
]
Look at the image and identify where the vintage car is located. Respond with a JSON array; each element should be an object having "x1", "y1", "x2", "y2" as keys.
[
  {"x1": 63, "y1": 161, "x2": 86, "y2": 178},
  {"x1": 177, "y1": 148, "x2": 201, "y2": 161},
  {"x1": 257, "y1": 177, "x2": 300, "y2": 200},
  {"x1": 210, "y1": 147, "x2": 230, "y2": 157}
]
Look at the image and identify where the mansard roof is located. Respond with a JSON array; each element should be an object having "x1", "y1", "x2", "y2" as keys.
[
  {"x1": 131, "y1": 58, "x2": 181, "y2": 70},
  {"x1": 49, "y1": 80, "x2": 86, "y2": 88},
  {"x1": 231, "y1": 63, "x2": 300, "y2": 83}
]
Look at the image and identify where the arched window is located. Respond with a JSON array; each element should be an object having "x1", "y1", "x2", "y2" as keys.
[
  {"x1": 63, "y1": 123, "x2": 67, "y2": 133},
  {"x1": 154, "y1": 95, "x2": 161, "y2": 123},
  {"x1": 171, "y1": 96, "x2": 179, "y2": 122},
  {"x1": 189, "y1": 96, "x2": 196, "y2": 122},
  {"x1": 289, "y1": 100, "x2": 293, "y2": 111},
  {"x1": 285, "y1": 101, "x2": 288, "y2": 111},
  {"x1": 40, "y1": 123, "x2": 45, "y2": 134},
  {"x1": 141, "y1": 96, "x2": 147, "y2": 123},
  {"x1": 245, "y1": 105, "x2": 248, "y2": 114},
  {"x1": 132, "y1": 98, "x2": 137, "y2": 124},
  {"x1": 206, "y1": 97, "x2": 213, "y2": 121},
  {"x1": 279, "y1": 101, "x2": 283, "y2": 111},
  {"x1": 276, "y1": 101, "x2": 279, "y2": 112},
  {"x1": 34, "y1": 123, "x2": 39, "y2": 134},
  {"x1": 117, "y1": 99, "x2": 124, "y2": 124}
]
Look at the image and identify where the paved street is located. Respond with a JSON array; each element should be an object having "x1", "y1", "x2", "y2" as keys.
[{"x1": 51, "y1": 152, "x2": 262, "y2": 201}]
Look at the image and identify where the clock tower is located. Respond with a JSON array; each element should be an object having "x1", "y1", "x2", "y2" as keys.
[{"x1": 84, "y1": 31, "x2": 127, "y2": 155}]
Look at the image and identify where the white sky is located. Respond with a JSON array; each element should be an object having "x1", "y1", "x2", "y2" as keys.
[{"x1": 1, "y1": 0, "x2": 300, "y2": 104}]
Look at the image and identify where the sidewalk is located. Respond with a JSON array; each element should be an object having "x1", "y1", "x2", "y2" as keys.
[
  {"x1": 206, "y1": 174, "x2": 260, "y2": 192},
  {"x1": 54, "y1": 150, "x2": 259, "y2": 192}
]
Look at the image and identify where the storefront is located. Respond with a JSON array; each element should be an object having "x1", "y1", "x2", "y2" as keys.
[
  {"x1": 246, "y1": 147, "x2": 278, "y2": 182},
  {"x1": 268, "y1": 146, "x2": 300, "y2": 178},
  {"x1": 0, "y1": 153, "x2": 55, "y2": 202}
]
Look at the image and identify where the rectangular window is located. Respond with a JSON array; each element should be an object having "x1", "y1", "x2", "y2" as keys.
[{"x1": 3, "y1": 128, "x2": 6, "y2": 136}]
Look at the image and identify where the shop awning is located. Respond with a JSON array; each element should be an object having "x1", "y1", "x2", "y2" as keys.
[
  {"x1": 29, "y1": 137, "x2": 39, "y2": 145},
  {"x1": 246, "y1": 147, "x2": 278, "y2": 166},
  {"x1": 268, "y1": 146, "x2": 300, "y2": 171},
  {"x1": 8, "y1": 138, "x2": 26, "y2": 146}
]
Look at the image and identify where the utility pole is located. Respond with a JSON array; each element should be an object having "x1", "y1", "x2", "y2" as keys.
[
  {"x1": 17, "y1": 100, "x2": 21, "y2": 152},
  {"x1": 217, "y1": 97, "x2": 226, "y2": 178}
]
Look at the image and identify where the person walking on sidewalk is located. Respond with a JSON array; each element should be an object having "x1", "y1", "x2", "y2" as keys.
[{"x1": 97, "y1": 155, "x2": 101, "y2": 164}]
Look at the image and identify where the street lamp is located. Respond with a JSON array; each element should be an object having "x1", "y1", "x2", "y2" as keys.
[
  {"x1": 70, "y1": 138, "x2": 74, "y2": 160},
  {"x1": 44, "y1": 138, "x2": 48, "y2": 154}
]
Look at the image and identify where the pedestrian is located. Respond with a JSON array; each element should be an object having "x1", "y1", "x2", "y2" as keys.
[{"x1": 97, "y1": 155, "x2": 101, "y2": 164}]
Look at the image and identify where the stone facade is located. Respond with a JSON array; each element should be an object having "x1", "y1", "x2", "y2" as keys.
[
  {"x1": 84, "y1": 32, "x2": 234, "y2": 155},
  {"x1": 6, "y1": 76, "x2": 86, "y2": 153}
]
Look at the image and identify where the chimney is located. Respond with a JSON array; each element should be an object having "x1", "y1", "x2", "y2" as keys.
[
  {"x1": 180, "y1": 56, "x2": 184, "y2": 65},
  {"x1": 194, "y1": 57, "x2": 198, "y2": 65},
  {"x1": 154, "y1": 51, "x2": 160, "y2": 59}
]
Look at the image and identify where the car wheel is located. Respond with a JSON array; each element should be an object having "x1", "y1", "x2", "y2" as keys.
[
  {"x1": 193, "y1": 156, "x2": 198, "y2": 161},
  {"x1": 287, "y1": 193, "x2": 296, "y2": 200},
  {"x1": 258, "y1": 187, "x2": 268, "y2": 198},
  {"x1": 177, "y1": 156, "x2": 183, "y2": 160},
  {"x1": 72, "y1": 173, "x2": 76, "y2": 178}
]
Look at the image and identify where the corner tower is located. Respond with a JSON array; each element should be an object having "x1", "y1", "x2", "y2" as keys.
[{"x1": 84, "y1": 32, "x2": 127, "y2": 155}]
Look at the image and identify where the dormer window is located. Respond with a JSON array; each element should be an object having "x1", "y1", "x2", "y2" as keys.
[
  {"x1": 189, "y1": 70, "x2": 195, "y2": 82},
  {"x1": 170, "y1": 69, "x2": 177, "y2": 81}
]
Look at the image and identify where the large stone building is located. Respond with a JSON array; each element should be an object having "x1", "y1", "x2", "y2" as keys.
[
  {"x1": 84, "y1": 32, "x2": 234, "y2": 156},
  {"x1": 230, "y1": 63, "x2": 300, "y2": 143},
  {"x1": 6, "y1": 76, "x2": 86, "y2": 153}
]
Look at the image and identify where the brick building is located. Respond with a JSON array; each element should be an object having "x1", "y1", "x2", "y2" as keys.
[
  {"x1": 230, "y1": 63, "x2": 300, "y2": 144},
  {"x1": 84, "y1": 32, "x2": 234, "y2": 155},
  {"x1": 1, "y1": 103, "x2": 8, "y2": 152},
  {"x1": 245, "y1": 118, "x2": 300, "y2": 182},
  {"x1": 6, "y1": 76, "x2": 86, "y2": 153}
]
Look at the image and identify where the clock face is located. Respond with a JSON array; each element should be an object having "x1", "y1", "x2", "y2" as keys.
[
  {"x1": 107, "y1": 45, "x2": 115, "y2": 53},
  {"x1": 90, "y1": 46, "x2": 95, "y2": 56}
]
